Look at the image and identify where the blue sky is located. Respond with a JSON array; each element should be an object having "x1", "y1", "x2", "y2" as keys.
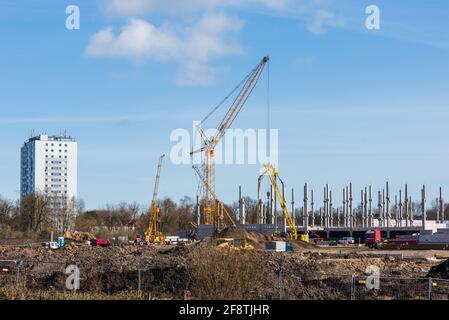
[{"x1": 0, "y1": 0, "x2": 448, "y2": 210}]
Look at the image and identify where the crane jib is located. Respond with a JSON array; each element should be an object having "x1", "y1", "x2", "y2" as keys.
[
  {"x1": 211, "y1": 57, "x2": 269, "y2": 147},
  {"x1": 193, "y1": 56, "x2": 269, "y2": 232}
]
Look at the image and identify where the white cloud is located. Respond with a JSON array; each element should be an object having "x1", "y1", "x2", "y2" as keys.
[
  {"x1": 100, "y1": 0, "x2": 291, "y2": 17},
  {"x1": 85, "y1": 19, "x2": 181, "y2": 60},
  {"x1": 88, "y1": 0, "x2": 343, "y2": 85},
  {"x1": 98, "y1": 0, "x2": 341, "y2": 34},
  {"x1": 86, "y1": 13, "x2": 243, "y2": 85},
  {"x1": 86, "y1": 19, "x2": 181, "y2": 60}
]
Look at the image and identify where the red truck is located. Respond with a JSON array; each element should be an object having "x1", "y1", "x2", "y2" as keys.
[
  {"x1": 309, "y1": 233, "x2": 325, "y2": 244},
  {"x1": 387, "y1": 234, "x2": 418, "y2": 246},
  {"x1": 365, "y1": 229, "x2": 382, "y2": 248},
  {"x1": 90, "y1": 238, "x2": 111, "y2": 247}
]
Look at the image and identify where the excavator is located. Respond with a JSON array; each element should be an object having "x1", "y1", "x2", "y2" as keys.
[
  {"x1": 215, "y1": 238, "x2": 255, "y2": 250},
  {"x1": 144, "y1": 154, "x2": 165, "y2": 245},
  {"x1": 262, "y1": 163, "x2": 309, "y2": 242}
]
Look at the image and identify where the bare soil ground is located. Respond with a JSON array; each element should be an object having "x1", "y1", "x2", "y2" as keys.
[
  {"x1": 427, "y1": 258, "x2": 449, "y2": 279},
  {"x1": 0, "y1": 229, "x2": 445, "y2": 300}
]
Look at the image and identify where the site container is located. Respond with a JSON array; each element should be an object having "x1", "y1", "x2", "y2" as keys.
[{"x1": 266, "y1": 241, "x2": 287, "y2": 252}]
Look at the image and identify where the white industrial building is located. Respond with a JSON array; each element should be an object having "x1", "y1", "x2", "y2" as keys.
[{"x1": 20, "y1": 133, "x2": 77, "y2": 201}]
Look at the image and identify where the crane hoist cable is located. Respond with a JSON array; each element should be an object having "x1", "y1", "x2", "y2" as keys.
[
  {"x1": 200, "y1": 61, "x2": 260, "y2": 125},
  {"x1": 265, "y1": 60, "x2": 271, "y2": 194},
  {"x1": 266, "y1": 59, "x2": 270, "y2": 144}
]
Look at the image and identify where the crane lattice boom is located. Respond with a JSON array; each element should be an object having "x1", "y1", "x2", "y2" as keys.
[
  {"x1": 146, "y1": 154, "x2": 165, "y2": 244},
  {"x1": 191, "y1": 56, "x2": 270, "y2": 226}
]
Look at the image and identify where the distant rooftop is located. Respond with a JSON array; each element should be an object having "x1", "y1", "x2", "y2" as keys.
[{"x1": 26, "y1": 133, "x2": 76, "y2": 143}]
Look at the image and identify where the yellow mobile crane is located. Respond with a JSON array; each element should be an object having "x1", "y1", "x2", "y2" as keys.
[
  {"x1": 263, "y1": 163, "x2": 308, "y2": 241},
  {"x1": 145, "y1": 154, "x2": 165, "y2": 245}
]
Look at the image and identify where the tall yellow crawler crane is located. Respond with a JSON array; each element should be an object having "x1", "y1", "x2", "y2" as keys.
[
  {"x1": 145, "y1": 154, "x2": 165, "y2": 245},
  {"x1": 263, "y1": 163, "x2": 300, "y2": 241},
  {"x1": 191, "y1": 56, "x2": 270, "y2": 228}
]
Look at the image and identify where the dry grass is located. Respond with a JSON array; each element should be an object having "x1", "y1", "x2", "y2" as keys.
[
  {"x1": 186, "y1": 247, "x2": 268, "y2": 300},
  {"x1": 0, "y1": 285, "x2": 154, "y2": 300},
  {"x1": 0, "y1": 270, "x2": 172, "y2": 300}
]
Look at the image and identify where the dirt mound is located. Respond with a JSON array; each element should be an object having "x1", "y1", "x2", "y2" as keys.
[
  {"x1": 0, "y1": 239, "x2": 440, "y2": 299},
  {"x1": 63, "y1": 231, "x2": 96, "y2": 242},
  {"x1": 427, "y1": 258, "x2": 449, "y2": 279},
  {"x1": 0, "y1": 244, "x2": 186, "y2": 298},
  {"x1": 289, "y1": 239, "x2": 318, "y2": 250},
  {"x1": 219, "y1": 227, "x2": 270, "y2": 249},
  {"x1": 217, "y1": 227, "x2": 318, "y2": 251}
]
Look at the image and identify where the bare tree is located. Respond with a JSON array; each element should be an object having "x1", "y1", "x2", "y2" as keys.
[
  {"x1": 127, "y1": 202, "x2": 140, "y2": 221},
  {"x1": 0, "y1": 196, "x2": 14, "y2": 225},
  {"x1": 20, "y1": 192, "x2": 51, "y2": 233}
]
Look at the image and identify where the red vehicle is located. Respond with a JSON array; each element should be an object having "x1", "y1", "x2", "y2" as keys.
[
  {"x1": 388, "y1": 234, "x2": 418, "y2": 245},
  {"x1": 309, "y1": 233, "x2": 325, "y2": 244},
  {"x1": 90, "y1": 238, "x2": 111, "y2": 247},
  {"x1": 365, "y1": 229, "x2": 382, "y2": 248}
]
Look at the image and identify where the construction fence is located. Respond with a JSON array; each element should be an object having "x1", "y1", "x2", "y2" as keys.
[
  {"x1": 351, "y1": 276, "x2": 449, "y2": 300},
  {"x1": 0, "y1": 259, "x2": 182, "y2": 296},
  {"x1": 1, "y1": 259, "x2": 449, "y2": 300}
]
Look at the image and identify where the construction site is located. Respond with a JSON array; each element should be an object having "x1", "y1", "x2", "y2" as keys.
[{"x1": 2, "y1": 56, "x2": 449, "y2": 300}]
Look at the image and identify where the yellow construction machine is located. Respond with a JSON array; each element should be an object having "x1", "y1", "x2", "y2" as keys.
[
  {"x1": 215, "y1": 238, "x2": 255, "y2": 250},
  {"x1": 145, "y1": 154, "x2": 165, "y2": 245},
  {"x1": 262, "y1": 163, "x2": 309, "y2": 242}
]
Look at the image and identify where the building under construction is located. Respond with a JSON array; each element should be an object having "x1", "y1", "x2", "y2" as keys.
[{"x1": 186, "y1": 56, "x2": 449, "y2": 243}]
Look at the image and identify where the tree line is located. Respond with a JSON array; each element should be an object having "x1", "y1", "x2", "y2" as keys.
[
  {"x1": 0, "y1": 192, "x2": 78, "y2": 238},
  {"x1": 1, "y1": 193, "x2": 447, "y2": 240}
]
